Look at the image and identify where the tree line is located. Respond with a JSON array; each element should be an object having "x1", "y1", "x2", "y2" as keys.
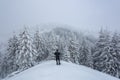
[{"x1": 0, "y1": 27, "x2": 120, "y2": 79}]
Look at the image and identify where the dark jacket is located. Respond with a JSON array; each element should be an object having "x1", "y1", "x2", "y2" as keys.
[{"x1": 54, "y1": 51, "x2": 60, "y2": 58}]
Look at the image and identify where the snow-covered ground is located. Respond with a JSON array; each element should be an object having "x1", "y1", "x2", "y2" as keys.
[{"x1": 4, "y1": 61, "x2": 120, "y2": 80}]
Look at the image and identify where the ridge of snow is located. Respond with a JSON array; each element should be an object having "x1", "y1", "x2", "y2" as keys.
[{"x1": 4, "y1": 61, "x2": 120, "y2": 80}]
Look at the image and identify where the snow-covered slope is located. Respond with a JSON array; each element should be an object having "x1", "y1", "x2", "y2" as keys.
[{"x1": 4, "y1": 61, "x2": 120, "y2": 80}]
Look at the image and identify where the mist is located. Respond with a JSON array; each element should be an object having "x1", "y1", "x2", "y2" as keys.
[{"x1": 0, "y1": 0, "x2": 120, "y2": 42}]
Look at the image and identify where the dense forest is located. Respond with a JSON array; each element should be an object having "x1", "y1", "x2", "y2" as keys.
[{"x1": 0, "y1": 27, "x2": 120, "y2": 79}]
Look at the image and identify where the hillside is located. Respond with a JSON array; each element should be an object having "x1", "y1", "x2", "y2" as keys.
[{"x1": 4, "y1": 61, "x2": 120, "y2": 80}]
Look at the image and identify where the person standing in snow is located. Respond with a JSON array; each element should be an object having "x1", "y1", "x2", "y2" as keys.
[{"x1": 54, "y1": 49, "x2": 61, "y2": 65}]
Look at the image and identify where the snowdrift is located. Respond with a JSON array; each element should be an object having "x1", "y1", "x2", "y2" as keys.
[{"x1": 4, "y1": 61, "x2": 120, "y2": 80}]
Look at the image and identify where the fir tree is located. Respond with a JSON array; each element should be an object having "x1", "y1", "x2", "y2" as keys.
[
  {"x1": 33, "y1": 30, "x2": 48, "y2": 62},
  {"x1": 107, "y1": 33, "x2": 120, "y2": 77},
  {"x1": 79, "y1": 38, "x2": 91, "y2": 67},
  {"x1": 93, "y1": 29, "x2": 110, "y2": 71},
  {"x1": 15, "y1": 27, "x2": 37, "y2": 70},
  {"x1": 0, "y1": 34, "x2": 19, "y2": 78},
  {"x1": 68, "y1": 39, "x2": 79, "y2": 64},
  {"x1": 7, "y1": 34, "x2": 19, "y2": 73}
]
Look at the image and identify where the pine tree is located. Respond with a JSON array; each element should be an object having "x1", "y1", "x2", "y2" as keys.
[
  {"x1": 78, "y1": 38, "x2": 91, "y2": 67},
  {"x1": 108, "y1": 33, "x2": 120, "y2": 77},
  {"x1": 15, "y1": 27, "x2": 37, "y2": 70},
  {"x1": 59, "y1": 39, "x2": 70, "y2": 62},
  {"x1": 93, "y1": 29, "x2": 110, "y2": 71},
  {"x1": 68, "y1": 39, "x2": 79, "y2": 64},
  {"x1": 0, "y1": 34, "x2": 19, "y2": 78},
  {"x1": 6, "y1": 34, "x2": 19, "y2": 73},
  {"x1": 0, "y1": 57, "x2": 8, "y2": 78},
  {"x1": 33, "y1": 30, "x2": 48, "y2": 62}
]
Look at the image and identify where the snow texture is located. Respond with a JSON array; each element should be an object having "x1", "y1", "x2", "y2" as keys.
[{"x1": 4, "y1": 61, "x2": 120, "y2": 80}]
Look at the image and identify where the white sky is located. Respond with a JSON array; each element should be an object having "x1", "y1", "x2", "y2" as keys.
[{"x1": 0, "y1": 0, "x2": 120, "y2": 42}]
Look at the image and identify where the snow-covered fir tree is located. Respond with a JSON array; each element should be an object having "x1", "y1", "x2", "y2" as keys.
[
  {"x1": 15, "y1": 27, "x2": 37, "y2": 70},
  {"x1": 78, "y1": 38, "x2": 91, "y2": 67},
  {"x1": 107, "y1": 33, "x2": 120, "y2": 78},
  {"x1": 68, "y1": 39, "x2": 79, "y2": 64},
  {"x1": 0, "y1": 34, "x2": 19, "y2": 78},
  {"x1": 93, "y1": 29, "x2": 110, "y2": 71},
  {"x1": 92, "y1": 29, "x2": 120, "y2": 78},
  {"x1": 6, "y1": 34, "x2": 19, "y2": 73},
  {"x1": 0, "y1": 57, "x2": 8, "y2": 78},
  {"x1": 33, "y1": 30, "x2": 48, "y2": 62}
]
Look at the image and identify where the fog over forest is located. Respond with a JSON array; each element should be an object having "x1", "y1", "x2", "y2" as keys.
[{"x1": 0, "y1": 0, "x2": 120, "y2": 42}]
